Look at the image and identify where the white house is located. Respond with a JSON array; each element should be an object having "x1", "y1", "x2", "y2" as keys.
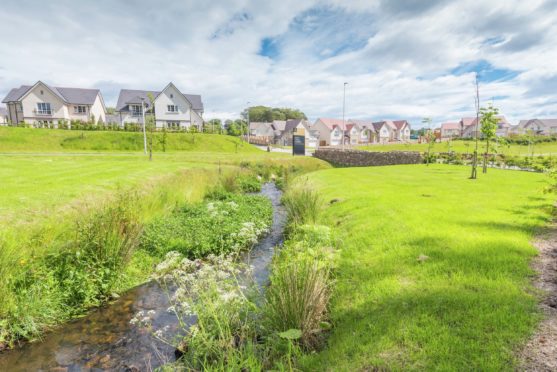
[
  {"x1": 1, "y1": 81, "x2": 106, "y2": 126},
  {"x1": 116, "y1": 82, "x2": 204, "y2": 130},
  {"x1": 393, "y1": 120, "x2": 411, "y2": 140},
  {"x1": 313, "y1": 118, "x2": 347, "y2": 146},
  {"x1": 372, "y1": 121, "x2": 397, "y2": 143},
  {"x1": 515, "y1": 119, "x2": 557, "y2": 136}
]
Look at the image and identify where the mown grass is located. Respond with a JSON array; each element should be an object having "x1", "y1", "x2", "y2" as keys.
[
  {"x1": 299, "y1": 164, "x2": 554, "y2": 370},
  {"x1": 0, "y1": 127, "x2": 260, "y2": 153},
  {"x1": 356, "y1": 139, "x2": 557, "y2": 156}
]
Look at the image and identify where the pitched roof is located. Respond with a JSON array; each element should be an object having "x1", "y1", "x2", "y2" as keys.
[
  {"x1": 460, "y1": 117, "x2": 477, "y2": 127},
  {"x1": 283, "y1": 119, "x2": 303, "y2": 133},
  {"x1": 115, "y1": 87, "x2": 204, "y2": 112},
  {"x1": 316, "y1": 118, "x2": 347, "y2": 130},
  {"x1": 393, "y1": 120, "x2": 409, "y2": 130},
  {"x1": 441, "y1": 122, "x2": 459, "y2": 130},
  {"x1": 2, "y1": 82, "x2": 100, "y2": 105},
  {"x1": 271, "y1": 120, "x2": 287, "y2": 131}
]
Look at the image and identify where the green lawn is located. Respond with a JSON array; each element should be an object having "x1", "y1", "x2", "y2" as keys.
[
  {"x1": 0, "y1": 127, "x2": 261, "y2": 152},
  {"x1": 356, "y1": 140, "x2": 557, "y2": 156},
  {"x1": 300, "y1": 165, "x2": 553, "y2": 370}
]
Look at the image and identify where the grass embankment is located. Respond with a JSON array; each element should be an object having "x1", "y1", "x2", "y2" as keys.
[
  {"x1": 357, "y1": 139, "x2": 557, "y2": 156},
  {"x1": 0, "y1": 130, "x2": 329, "y2": 347},
  {"x1": 0, "y1": 127, "x2": 261, "y2": 153},
  {"x1": 299, "y1": 165, "x2": 553, "y2": 370}
]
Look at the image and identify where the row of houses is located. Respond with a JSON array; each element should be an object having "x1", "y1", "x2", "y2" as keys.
[
  {"x1": 0, "y1": 81, "x2": 204, "y2": 129},
  {"x1": 439, "y1": 116, "x2": 557, "y2": 139},
  {"x1": 250, "y1": 118, "x2": 412, "y2": 147}
]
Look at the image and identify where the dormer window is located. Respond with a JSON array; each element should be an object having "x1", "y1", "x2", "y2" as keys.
[{"x1": 167, "y1": 105, "x2": 178, "y2": 113}]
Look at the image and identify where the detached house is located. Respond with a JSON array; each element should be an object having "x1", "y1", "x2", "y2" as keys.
[
  {"x1": 393, "y1": 120, "x2": 411, "y2": 140},
  {"x1": 372, "y1": 121, "x2": 397, "y2": 143},
  {"x1": 460, "y1": 115, "x2": 510, "y2": 138},
  {"x1": 1, "y1": 81, "x2": 106, "y2": 126},
  {"x1": 515, "y1": 119, "x2": 557, "y2": 136},
  {"x1": 116, "y1": 82, "x2": 203, "y2": 130},
  {"x1": 313, "y1": 118, "x2": 347, "y2": 146},
  {"x1": 440, "y1": 122, "x2": 460, "y2": 138}
]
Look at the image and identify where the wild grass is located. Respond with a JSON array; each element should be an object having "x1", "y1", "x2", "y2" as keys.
[
  {"x1": 282, "y1": 183, "x2": 325, "y2": 226},
  {"x1": 298, "y1": 164, "x2": 555, "y2": 370}
]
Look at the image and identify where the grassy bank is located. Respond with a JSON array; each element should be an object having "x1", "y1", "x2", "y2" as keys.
[
  {"x1": 0, "y1": 127, "x2": 259, "y2": 152},
  {"x1": 0, "y1": 130, "x2": 329, "y2": 347},
  {"x1": 356, "y1": 139, "x2": 557, "y2": 156},
  {"x1": 299, "y1": 164, "x2": 553, "y2": 370}
]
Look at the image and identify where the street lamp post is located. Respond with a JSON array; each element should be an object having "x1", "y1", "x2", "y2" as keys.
[
  {"x1": 342, "y1": 82, "x2": 348, "y2": 150},
  {"x1": 246, "y1": 101, "x2": 251, "y2": 143},
  {"x1": 140, "y1": 97, "x2": 147, "y2": 155}
]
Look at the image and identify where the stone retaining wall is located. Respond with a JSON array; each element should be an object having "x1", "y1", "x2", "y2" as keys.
[{"x1": 313, "y1": 148, "x2": 422, "y2": 167}]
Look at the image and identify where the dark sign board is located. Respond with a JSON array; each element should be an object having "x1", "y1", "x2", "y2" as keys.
[{"x1": 293, "y1": 134, "x2": 305, "y2": 156}]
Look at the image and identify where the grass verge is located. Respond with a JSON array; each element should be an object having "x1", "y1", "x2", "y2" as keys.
[{"x1": 298, "y1": 164, "x2": 554, "y2": 370}]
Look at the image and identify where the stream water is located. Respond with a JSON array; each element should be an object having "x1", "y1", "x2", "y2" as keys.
[{"x1": 0, "y1": 183, "x2": 286, "y2": 371}]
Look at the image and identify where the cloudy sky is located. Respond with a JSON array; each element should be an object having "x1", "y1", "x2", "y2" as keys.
[{"x1": 1, "y1": 0, "x2": 556, "y2": 126}]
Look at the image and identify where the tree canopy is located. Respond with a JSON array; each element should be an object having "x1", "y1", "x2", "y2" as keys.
[{"x1": 241, "y1": 106, "x2": 307, "y2": 122}]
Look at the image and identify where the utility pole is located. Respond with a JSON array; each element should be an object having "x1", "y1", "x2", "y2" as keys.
[
  {"x1": 140, "y1": 97, "x2": 147, "y2": 155},
  {"x1": 470, "y1": 73, "x2": 480, "y2": 179},
  {"x1": 342, "y1": 82, "x2": 348, "y2": 149}
]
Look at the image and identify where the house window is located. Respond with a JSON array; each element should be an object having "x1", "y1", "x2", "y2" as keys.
[
  {"x1": 170, "y1": 94, "x2": 174, "y2": 99},
  {"x1": 167, "y1": 121, "x2": 180, "y2": 129},
  {"x1": 74, "y1": 105, "x2": 87, "y2": 114},
  {"x1": 36, "y1": 102, "x2": 52, "y2": 115},
  {"x1": 167, "y1": 105, "x2": 178, "y2": 113},
  {"x1": 131, "y1": 105, "x2": 142, "y2": 116}
]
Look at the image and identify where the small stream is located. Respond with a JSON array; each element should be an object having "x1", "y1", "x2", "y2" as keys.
[{"x1": 0, "y1": 183, "x2": 286, "y2": 371}]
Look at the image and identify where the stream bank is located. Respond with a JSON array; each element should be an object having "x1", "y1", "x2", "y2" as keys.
[{"x1": 0, "y1": 183, "x2": 285, "y2": 371}]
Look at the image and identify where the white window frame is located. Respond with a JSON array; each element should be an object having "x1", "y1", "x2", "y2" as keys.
[
  {"x1": 130, "y1": 105, "x2": 142, "y2": 117},
  {"x1": 167, "y1": 105, "x2": 179, "y2": 113},
  {"x1": 167, "y1": 121, "x2": 180, "y2": 129},
  {"x1": 74, "y1": 105, "x2": 87, "y2": 114},
  {"x1": 37, "y1": 102, "x2": 52, "y2": 115}
]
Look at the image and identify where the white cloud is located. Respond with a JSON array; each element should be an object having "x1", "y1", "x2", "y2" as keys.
[{"x1": 0, "y1": 0, "x2": 556, "y2": 125}]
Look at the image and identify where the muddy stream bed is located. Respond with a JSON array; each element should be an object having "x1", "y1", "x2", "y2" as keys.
[{"x1": 0, "y1": 183, "x2": 286, "y2": 371}]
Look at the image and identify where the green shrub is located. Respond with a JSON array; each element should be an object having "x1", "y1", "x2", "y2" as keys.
[
  {"x1": 237, "y1": 174, "x2": 262, "y2": 193},
  {"x1": 141, "y1": 194, "x2": 272, "y2": 258}
]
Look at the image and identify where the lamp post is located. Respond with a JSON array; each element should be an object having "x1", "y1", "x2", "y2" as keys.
[
  {"x1": 140, "y1": 97, "x2": 147, "y2": 155},
  {"x1": 342, "y1": 82, "x2": 348, "y2": 150},
  {"x1": 246, "y1": 101, "x2": 251, "y2": 143}
]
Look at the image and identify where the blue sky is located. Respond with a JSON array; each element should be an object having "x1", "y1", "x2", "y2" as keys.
[{"x1": 0, "y1": 0, "x2": 556, "y2": 126}]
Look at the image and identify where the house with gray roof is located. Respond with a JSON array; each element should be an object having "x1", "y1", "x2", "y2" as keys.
[
  {"x1": 276, "y1": 119, "x2": 318, "y2": 147},
  {"x1": 1, "y1": 81, "x2": 106, "y2": 126},
  {"x1": 115, "y1": 82, "x2": 204, "y2": 130},
  {"x1": 514, "y1": 118, "x2": 557, "y2": 136}
]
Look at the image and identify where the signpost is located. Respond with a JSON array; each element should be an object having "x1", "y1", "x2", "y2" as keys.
[{"x1": 292, "y1": 126, "x2": 306, "y2": 156}]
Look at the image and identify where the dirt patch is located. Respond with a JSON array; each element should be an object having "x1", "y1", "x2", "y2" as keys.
[{"x1": 520, "y1": 227, "x2": 557, "y2": 371}]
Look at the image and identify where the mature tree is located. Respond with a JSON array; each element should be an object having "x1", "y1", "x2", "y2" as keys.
[
  {"x1": 226, "y1": 119, "x2": 247, "y2": 136},
  {"x1": 241, "y1": 106, "x2": 307, "y2": 122},
  {"x1": 479, "y1": 103, "x2": 499, "y2": 173}
]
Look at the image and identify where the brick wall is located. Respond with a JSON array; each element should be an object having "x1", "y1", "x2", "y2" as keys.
[{"x1": 313, "y1": 148, "x2": 422, "y2": 166}]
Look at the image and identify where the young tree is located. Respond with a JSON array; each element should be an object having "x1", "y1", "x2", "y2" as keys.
[
  {"x1": 479, "y1": 103, "x2": 499, "y2": 173},
  {"x1": 422, "y1": 117, "x2": 435, "y2": 166},
  {"x1": 147, "y1": 93, "x2": 156, "y2": 161}
]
